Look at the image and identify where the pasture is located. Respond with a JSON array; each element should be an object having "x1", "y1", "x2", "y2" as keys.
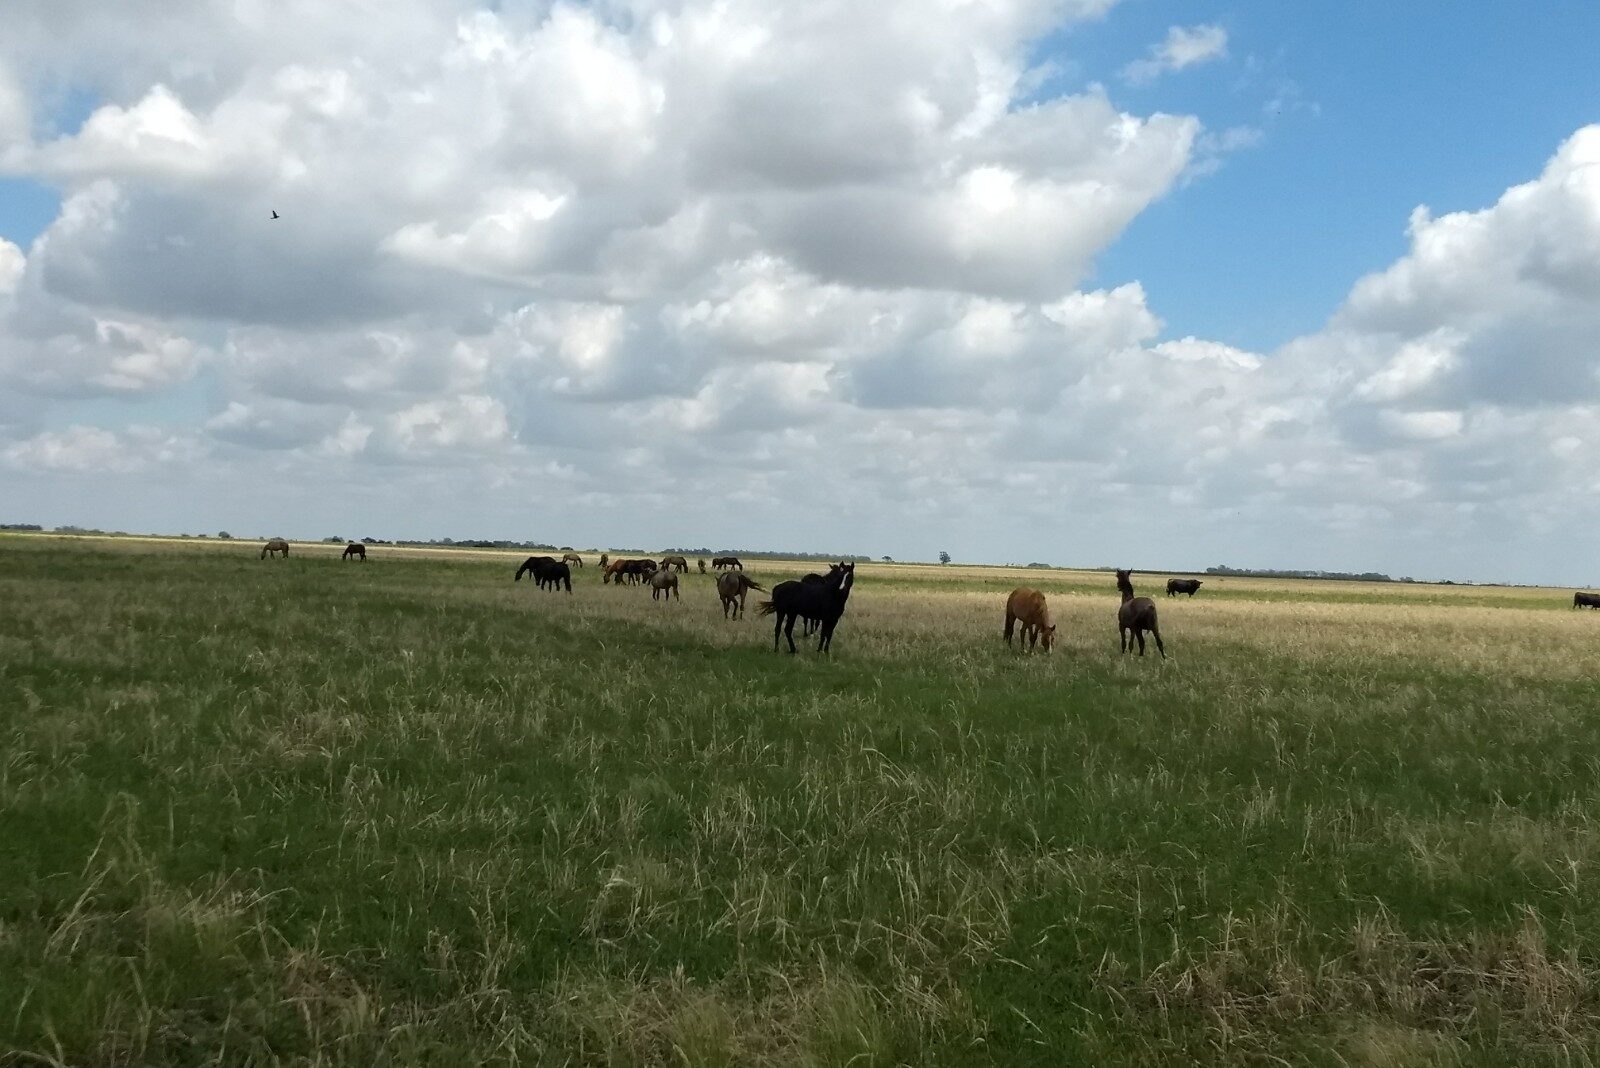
[{"x1": 5, "y1": 535, "x2": 1600, "y2": 1065}]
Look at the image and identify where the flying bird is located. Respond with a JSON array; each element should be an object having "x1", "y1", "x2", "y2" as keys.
[{"x1": 270, "y1": 210, "x2": 280, "y2": 219}]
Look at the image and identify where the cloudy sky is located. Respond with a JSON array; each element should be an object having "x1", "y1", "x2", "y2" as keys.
[{"x1": 2, "y1": 1, "x2": 1598, "y2": 584}]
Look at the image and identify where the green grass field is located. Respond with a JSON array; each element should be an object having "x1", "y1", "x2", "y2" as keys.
[{"x1": 5, "y1": 534, "x2": 1600, "y2": 1065}]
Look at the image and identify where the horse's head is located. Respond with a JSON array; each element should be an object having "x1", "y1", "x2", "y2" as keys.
[
  {"x1": 1115, "y1": 569, "x2": 1134, "y2": 595},
  {"x1": 1041, "y1": 624, "x2": 1057, "y2": 652}
]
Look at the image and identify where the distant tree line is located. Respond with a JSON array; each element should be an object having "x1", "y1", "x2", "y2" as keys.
[{"x1": 1205, "y1": 565, "x2": 1417, "y2": 583}]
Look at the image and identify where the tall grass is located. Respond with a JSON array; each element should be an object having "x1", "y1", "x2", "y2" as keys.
[{"x1": 3, "y1": 535, "x2": 1600, "y2": 1065}]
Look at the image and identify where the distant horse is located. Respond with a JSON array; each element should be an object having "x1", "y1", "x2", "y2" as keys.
[
  {"x1": 515, "y1": 555, "x2": 557, "y2": 582},
  {"x1": 698, "y1": 559, "x2": 708, "y2": 574},
  {"x1": 712, "y1": 556, "x2": 742, "y2": 571},
  {"x1": 342, "y1": 542, "x2": 367, "y2": 562},
  {"x1": 562, "y1": 552, "x2": 584, "y2": 569},
  {"x1": 717, "y1": 572, "x2": 765, "y2": 619},
  {"x1": 600, "y1": 553, "x2": 610, "y2": 568},
  {"x1": 261, "y1": 539, "x2": 290, "y2": 559},
  {"x1": 1166, "y1": 578, "x2": 1202, "y2": 597},
  {"x1": 1575, "y1": 592, "x2": 1600, "y2": 609},
  {"x1": 1116, "y1": 569, "x2": 1166, "y2": 659},
  {"x1": 1004, "y1": 587, "x2": 1056, "y2": 652},
  {"x1": 627, "y1": 559, "x2": 658, "y2": 585},
  {"x1": 650, "y1": 568, "x2": 679, "y2": 602},
  {"x1": 660, "y1": 555, "x2": 689, "y2": 573},
  {"x1": 758, "y1": 562, "x2": 855, "y2": 653}
]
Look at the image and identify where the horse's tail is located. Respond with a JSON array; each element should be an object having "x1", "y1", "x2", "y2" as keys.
[
  {"x1": 745, "y1": 579, "x2": 766, "y2": 592},
  {"x1": 756, "y1": 600, "x2": 777, "y2": 616}
]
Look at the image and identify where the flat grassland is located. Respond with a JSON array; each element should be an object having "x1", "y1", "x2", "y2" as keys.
[{"x1": 4, "y1": 535, "x2": 1600, "y2": 1065}]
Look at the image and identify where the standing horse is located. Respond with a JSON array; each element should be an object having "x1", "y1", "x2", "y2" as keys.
[
  {"x1": 536, "y1": 560, "x2": 573, "y2": 593},
  {"x1": 342, "y1": 542, "x2": 367, "y2": 562},
  {"x1": 660, "y1": 555, "x2": 689, "y2": 573},
  {"x1": 1166, "y1": 578, "x2": 1202, "y2": 597},
  {"x1": 650, "y1": 569, "x2": 679, "y2": 602},
  {"x1": 717, "y1": 572, "x2": 765, "y2": 619},
  {"x1": 600, "y1": 553, "x2": 610, "y2": 568},
  {"x1": 758, "y1": 563, "x2": 855, "y2": 653},
  {"x1": 562, "y1": 552, "x2": 584, "y2": 569},
  {"x1": 712, "y1": 556, "x2": 742, "y2": 571},
  {"x1": 697, "y1": 559, "x2": 708, "y2": 574},
  {"x1": 798, "y1": 568, "x2": 840, "y2": 635},
  {"x1": 261, "y1": 539, "x2": 290, "y2": 559},
  {"x1": 1004, "y1": 587, "x2": 1056, "y2": 652},
  {"x1": 1116, "y1": 569, "x2": 1166, "y2": 659}
]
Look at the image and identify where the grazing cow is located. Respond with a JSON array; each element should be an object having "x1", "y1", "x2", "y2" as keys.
[
  {"x1": 758, "y1": 562, "x2": 856, "y2": 653},
  {"x1": 261, "y1": 539, "x2": 290, "y2": 559},
  {"x1": 660, "y1": 555, "x2": 689, "y2": 573},
  {"x1": 562, "y1": 552, "x2": 584, "y2": 569},
  {"x1": 717, "y1": 572, "x2": 765, "y2": 619},
  {"x1": 650, "y1": 568, "x2": 679, "y2": 602},
  {"x1": 1116, "y1": 569, "x2": 1166, "y2": 659},
  {"x1": 712, "y1": 556, "x2": 742, "y2": 571},
  {"x1": 1575, "y1": 592, "x2": 1600, "y2": 609},
  {"x1": 342, "y1": 542, "x2": 367, "y2": 562},
  {"x1": 1166, "y1": 578, "x2": 1203, "y2": 597},
  {"x1": 1004, "y1": 587, "x2": 1056, "y2": 652}
]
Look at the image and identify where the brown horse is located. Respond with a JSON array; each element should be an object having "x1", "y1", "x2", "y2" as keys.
[
  {"x1": 1116, "y1": 569, "x2": 1165, "y2": 659},
  {"x1": 562, "y1": 552, "x2": 583, "y2": 569},
  {"x1": 600, "y1": 553, "x2": 610, "y2": 567},
  {"x1": 261, "y1": 538, "x2": 290, "y2": 559},
  {"x1": 717, "y1": 572, "x2": 766, "y2": 619},
  {"x1": 660, "y1": 555, "x2": 689, "y2": 573},
  {"x1": 1004, "y1": 587, "x2": 1056, "y2": 652},
  {"x1": 712, "y1": 556, "x2": 742, "y2": 571},
  {"x1": 342, "y1": 542, "x2": 366, "y2": 561},
  {"x1": 650, "y1": 568, "x2": 679, "y2": 602},
  {"x1": 698, "y1": 559, "x2": 708, "y2": 573},
  {"x1": 1575, "y1": 592, "x2": 1600, "y2": 609}
]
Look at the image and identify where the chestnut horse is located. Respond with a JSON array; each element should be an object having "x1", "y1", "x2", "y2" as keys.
[
  {"x1": 261, "y1": 539, "x2": 290, "y2": 559},
  {"x1": 1116, "y1": 569, "x2": 1166, "y2": 659},
  {"x1": 1004, "y1": 587, "x2": 1055, "y2": 652}
]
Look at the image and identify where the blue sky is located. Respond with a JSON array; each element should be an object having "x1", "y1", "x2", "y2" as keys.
[{"x1": 3, "y1": 1, "x2": 1600, "y2": 583}]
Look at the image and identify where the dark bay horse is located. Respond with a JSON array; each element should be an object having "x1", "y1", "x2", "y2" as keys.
[
  {"x1": 712, "y1": 556, "x2": 742, "y2": 571},
  {"x1": 261, "y1": 539, "x2": 290, "y2": 559},
  {"x1": 515, "y1": 557, "x2": 571, "y2": 592},
  {"x1": 650, "y1": 569, "x2": 679, "y2": 601},
  {"x1": 717, "y1": 572, "x2": 765, "y2": 619},
  {"x1": 758, "y1": 562, "x2": 855, "y2": 653},
  {"x1": 1116, "y1": 569, "x2": 1165, "y2": 659},
  {"x1": 1576, "y1": 592, "x2": 1600, "y2": 609},
  {"x1": 660, "y1": 555, "x2": 689, "y2": 573},
  {"x1": 342, "y1": 542, "x2": 367, "y2": 562},
  {"x1": 1166, "y1": 578, "x2": 1202, "y2": 597}
]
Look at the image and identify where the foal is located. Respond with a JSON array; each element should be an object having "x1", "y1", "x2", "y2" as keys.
[{"x1": 1116, "y1": 569, "x2": 1166, "y2": 659}]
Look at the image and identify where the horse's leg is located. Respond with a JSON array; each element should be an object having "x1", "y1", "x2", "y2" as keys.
[
  {"x1": 1004, "y1": 612, "x2": 1014, "y2": 646},
  {"x1": 783, "y1": 613, "x2": 798, "y2": 654},
  {"x1": 773, "y1": 613, "x2": 782, "y2": 652},
  {"x1": 1120, "y1": 626, "x2": 1129, "y2": 653},
  {"x1": 1151, "y1": 625, "x2": 1166, "y2": 659},
  {"x1": 1135, "y1": 630, "x2": 1146, "y2": 656}
]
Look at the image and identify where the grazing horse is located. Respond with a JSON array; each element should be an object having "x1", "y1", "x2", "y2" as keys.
[
  {"x1": 627, "y1": 559, "x2": 658, "y2": 585},
  {"x1": 1166, "y1": 578, "x2": 1202, "y2": 597},
  {"x1": 603, "y1": 558, "x2": 626, "y2": 584},
  {"x1": 1004, "y1": 587, "x2": 1056, "y2": 652},
  {"x1": 600, "y1": 553, "x2": 610, "y2": 567},
  {"x1": 660, "y1": 555, "x2": 689, "y2": 573},
  {"x1": 516, "y1": 556, "x2": 571, "y2": 592},
  {"x1": 698, "y1": 559, "x2": 708, "y2": 574},
  {"x1": 717, "y1": 572, "x2": 765, "y2": 619},
  {"x1": 515, "y1": 555, "x2": 557, "y2": 582},
  {"x1": 562, "y1": 552, "x2": 584, "y2": 569},
  {"x1": 342, "y1": 542, "x2": 367, "y2": 562},
  {"x1": 1575, "y1": 592, "x2": 1600, "y2": 609},
  {"x1": 712, "y1": 556, "x2": 742, "y2": 571},
  {"x1": 650, "y1": 569, "x2": 680, "y2": 601},
  {"x1": 1116, "y1": 569, "x2": 1166, "y2": 659},
  {"x1": 758, "y1": 562, "x2": 855, "y2": 653},
  {"x1": 261, "y1": 539, "x2": 290, "y2": 559}
]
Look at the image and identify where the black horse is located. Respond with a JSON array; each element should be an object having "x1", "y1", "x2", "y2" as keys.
[
  {"x1": 1575, "y1": 592, "x2": 1600, "y2": 609},
  {"x1": 1166, "y1": 578, "x2": 1202, "y2": 597},
  {"x1": 514, "y1": 556, "x2": 571, "y2": 592},
  {"x1": 758, "y1": 562, "x2": 855, "y2": 653},
  {"x1": 342, "y1": 542, "x2": 367, "y2": 562}
]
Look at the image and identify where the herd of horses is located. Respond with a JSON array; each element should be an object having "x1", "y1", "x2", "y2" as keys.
[{"x1": 254, "y1": 541, "x2": 1600, "y2": 653}]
